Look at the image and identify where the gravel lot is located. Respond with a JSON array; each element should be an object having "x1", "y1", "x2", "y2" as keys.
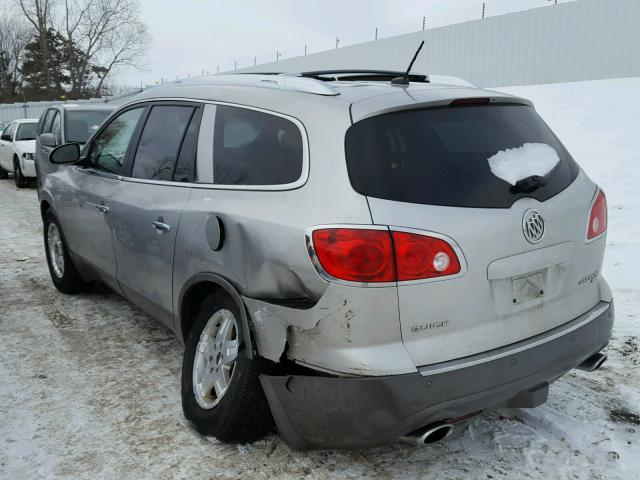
[{"x1": 1, "y1": 79, "x2": 639, "y2": 479}]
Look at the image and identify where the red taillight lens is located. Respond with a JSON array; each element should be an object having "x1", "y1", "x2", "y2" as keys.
[
  {"x1": 310, "y1": 227, "x2": 462, "y2": 283},
  {"x1": 587, "y1": 190, "x2": 607, "y2": 240},
  {"x1": 311, "y1": 228, "x2": 395, "y2": 282},
  {"x1": 392, "y1": 231, "x2": 461, "y2": 281}
]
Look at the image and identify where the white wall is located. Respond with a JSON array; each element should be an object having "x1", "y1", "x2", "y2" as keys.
[{"x1": 237, "y1": 0, "x2": 640, "y2": 88}]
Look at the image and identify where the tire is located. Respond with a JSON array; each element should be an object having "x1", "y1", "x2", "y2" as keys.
[
  {"x1": 43, "y1": 209, "x2": 88, "y2": 294},
  {"x1": 14, "y1": 157, "x2": 29, "y2": 188},
  {"x1": 181, "y1": 292, "x2": 273, "y2": 443},
  {"x1": 0, "y1": 166, "x2": 7, "y2": 179}
]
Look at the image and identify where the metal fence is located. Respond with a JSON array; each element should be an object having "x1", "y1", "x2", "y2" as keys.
[
  {"x1": 235, "y1": 0, "x2": 640, "y2": 88},
  {"x1": 0, "y1": 89, "x2": 144, "y2": 124}
]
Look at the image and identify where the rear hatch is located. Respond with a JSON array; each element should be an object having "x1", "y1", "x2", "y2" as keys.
[{"x1": 345, "y1": 101, "x2": 605, "y2": 367}]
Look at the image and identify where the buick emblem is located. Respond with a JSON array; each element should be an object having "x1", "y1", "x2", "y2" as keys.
[{"x1": 522, "y1": 209, "x2": 545, "y2": 244}]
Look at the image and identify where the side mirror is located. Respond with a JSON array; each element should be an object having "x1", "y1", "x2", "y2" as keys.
[
  {"x1": 50, "y1": 143, "x2": 80, "y2": 164},
  {"x1": 40, "y1": 133, "x2": 58, "y2": 148},
  {"x1": 1, "y1": 133, "x2": 12, "y2": 142}
]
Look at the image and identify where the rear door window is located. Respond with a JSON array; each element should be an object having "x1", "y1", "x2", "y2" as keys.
[
  {"x1": 345, "y1": 104, "x2": 579, "y2": 208},
  {"x1": 173, "y1": 107, "x2": 201, "y2": 182},
  {"x1": 212, "y1": 106, "x2": 303, "y2": 186},
  {"x1": 131, "y1": 105, "x2": 194, "y2": 181}
]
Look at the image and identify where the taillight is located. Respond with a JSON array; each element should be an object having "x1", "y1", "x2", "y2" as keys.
[
  {"x1": 392, "y1": 231, "x2": 461, "y2": 281},
  {"x1": 309, "y1": 227, "x2": 462, "y2": 284},
  {"x1": 587, "y1": 190, "x2": 607, "y2": 240},
  {"x1": 311, "y1": 228, "x2": 395, "y2": 283}
]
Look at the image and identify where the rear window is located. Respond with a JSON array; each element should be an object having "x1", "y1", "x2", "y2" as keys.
[
  {"x1": 345, "y1": 104, "x2": 579, "y2": 208},
  {"x1": 65, "y1": 110, "x2": 111, "y2": 143}
]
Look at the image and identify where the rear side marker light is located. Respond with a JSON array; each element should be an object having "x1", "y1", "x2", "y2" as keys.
[
  {"x1": 309, "y1": 227, "x2": 462, "y2": 284},
  {"x1": 587, "y1": 190, "x2": 607, "y2": 240}
]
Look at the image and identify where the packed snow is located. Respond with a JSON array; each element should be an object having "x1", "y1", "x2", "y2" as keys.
[
  {"x1": 488, "y1": 142, "x2": 560, "y2": 186},
  {"x1": 0, "y1": 77, "x2": 639, "y2": 479}
]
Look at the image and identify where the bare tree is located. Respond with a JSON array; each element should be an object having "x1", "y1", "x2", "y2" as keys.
[
  {"x1": 61, "y1": 0, "x2": 148, "y2": 97},
  {"x1": 18, "y1": 0, "x2": 55, "y2": 96},
  {"x1": 94, "y1": 18, "x2": 147, "y2": 96},
  {"x1": 0, "y1": 10, "x2": 31, "y2": 101}
]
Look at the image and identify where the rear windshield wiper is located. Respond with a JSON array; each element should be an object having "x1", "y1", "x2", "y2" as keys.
[{"x1": 510, "y1": 175, "x2": 547, "y2": 194}]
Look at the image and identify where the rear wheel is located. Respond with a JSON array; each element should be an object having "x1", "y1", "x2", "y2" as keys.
[
  {"x1": 181, "y1": 292, "x2": 273, "y2": 443},
  {"x1": 43, "y1": 210, "x2": 88, "y2": 293},
  {"x1": 14, "y1": 157, "x2": 28, "y2": 188}
]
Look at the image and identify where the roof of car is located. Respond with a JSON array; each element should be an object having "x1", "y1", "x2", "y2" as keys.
[
  {"x1": 14, "y1": 118, "x2": 39, "y2": 124},
  {"x1": 124, "y1": 73, "x2": 531, "y2": 123},
  {"x1": 54, "y1": 104, "x2": 114, "y2": 111}
]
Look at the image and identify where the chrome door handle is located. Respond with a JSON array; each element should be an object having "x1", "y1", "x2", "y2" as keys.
[
  {"x1": 152, "y1": 220, "x2": 171, "y2": 232},
  {"x1": 95, "y1": 205, "x2": 109, "y2": 214}
]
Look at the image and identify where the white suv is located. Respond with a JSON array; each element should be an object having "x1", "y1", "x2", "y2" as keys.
[{"x1": 0, "y1": 118, "x2": 39, "y2": 187}]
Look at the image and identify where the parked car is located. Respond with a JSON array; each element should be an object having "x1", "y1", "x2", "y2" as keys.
[
  {"x1": 35, "y1": 104, "x2": 114, "y2": 191},
  {"x1": 0, "y1": 118, "x2": 39, "y2": 187},
  {"x1": 38, "y1": 71, "x2": 613, "y2": 450}
]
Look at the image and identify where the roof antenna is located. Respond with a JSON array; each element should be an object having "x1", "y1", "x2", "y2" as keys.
[{"x1": 391, "y1": 41, "x2": 425, "y2": 86}]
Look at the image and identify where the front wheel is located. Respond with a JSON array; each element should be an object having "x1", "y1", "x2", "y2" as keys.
[
  {"x1": 181, "y1": 292, "x2": 273, "y2": 443},
  {"x1": 43, "y1": 210, "x2": 88, "y2": 293},
  {"x1": 14, "y1": 158, "x2": 29, "y2": 188}
]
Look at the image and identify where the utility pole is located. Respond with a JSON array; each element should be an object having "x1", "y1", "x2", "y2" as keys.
[
  {"x1": 276, "y1": 51, "x2": 281, "y2": 61},
  {"x1": 375, "y1": 27, "x2": 378, "y2": 40},
  {"x1": 254, "y1": 56, "x2": 257, "y2": 66},
  {"x1": 234, "y1": 61, "x2": 237, "y2": 70},
  {"x1": 216, "y1": 65, "x2": 220, "y2": 74},
  {"x1": 422, "y1": 16, "x2": 426, "y2": 30},
  {"x1": 304, "y1": 44, "x2": 307, "y2": 55},
  {"x1": 336, "y1": 36, "x2": 340, "y2": 49},
  {"x1": 202, "y1": 69, "x2": 204, "y2": 76},
  {"x1": 482, "y1": 2, "x2": 485, "y2": 18}
]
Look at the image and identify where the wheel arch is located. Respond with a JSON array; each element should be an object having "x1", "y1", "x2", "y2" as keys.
[{"x1": 177, "y1": 273, "x2": 255, "y2": 359}]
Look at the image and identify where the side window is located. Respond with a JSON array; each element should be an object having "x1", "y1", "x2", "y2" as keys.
[
  {"x1": 51, "y1": 112, "x2": 62, "y2": 145},
  {"x1": 89, "y1": 107, "x2": 144, "y2": 175},
  {"x1": 173, "y1": 108, "x2": 201, "y2": 182},
  {"x1": 41, "y1": 109, "x2": 56, "y2": 134},
  {"x1": 213, "y1": 106, "x2": 303, "y2": 186},
  {"x1": 131, "y1": 105, "x2": 194, "y2": 181},
  {"x1": 3, "y1": 123, "x2": 17, "y2": 138}
]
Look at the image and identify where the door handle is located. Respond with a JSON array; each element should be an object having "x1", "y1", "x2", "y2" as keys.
[
  {"x1": 95, "y1": 204, "x2": 109, "y2": 214},
  {"x1": 152, "y1": 219, "x2": 171, "y2": 232}
]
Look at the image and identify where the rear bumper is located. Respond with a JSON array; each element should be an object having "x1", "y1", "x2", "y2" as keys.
[{"x1": 260, "y1": 301, "x2": 614, "y2": 450}]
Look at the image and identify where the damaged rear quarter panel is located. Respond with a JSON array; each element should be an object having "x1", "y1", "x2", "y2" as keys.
[{"x1": 244, "y1": 283, "x2": 416, "y2": 376}]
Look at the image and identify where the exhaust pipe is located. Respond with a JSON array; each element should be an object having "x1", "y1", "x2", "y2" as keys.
[
  {"x1": 576, "y1": 352, "x2": 607, "y2": 372},
  {"x1": 399, "y1": 422, "x2": 455, "y2": 446}
]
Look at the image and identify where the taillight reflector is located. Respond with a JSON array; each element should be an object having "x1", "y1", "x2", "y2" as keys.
[
  {"x1": 587, "y1": 190, "x2": 607, "y2": 240},
  {"x1": 310, "y1": 228, "x2": 462, "y2": 283}
]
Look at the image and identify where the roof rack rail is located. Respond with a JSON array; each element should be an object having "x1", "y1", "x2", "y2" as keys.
[
  {"x1": 172, "y1": 74, "x2": 340, "y2": 96},
  {"x1": 297, "y1": 70, "x2": 430, "y2": 83}
]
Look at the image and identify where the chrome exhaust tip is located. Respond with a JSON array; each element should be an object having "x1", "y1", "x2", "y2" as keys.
[
  {"x1": 576, "y1": 352, "x2": 607, "y2": 372},
  {"x1": 399, "y1": 422, "x2": 455, "y2": 446}
]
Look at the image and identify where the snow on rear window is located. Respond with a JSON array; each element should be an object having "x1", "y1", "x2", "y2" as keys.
[{"x1": 488, "y1": 143, "x2": 560, "y2": 186}]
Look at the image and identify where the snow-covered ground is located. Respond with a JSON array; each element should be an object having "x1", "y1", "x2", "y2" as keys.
[{"x1": 0, "y1": 77, "x2": 638, "y2": 479}]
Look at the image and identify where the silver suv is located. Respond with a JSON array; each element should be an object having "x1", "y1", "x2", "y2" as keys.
[{"x1": 39, "y1": 71, "x2": 613, "y2": 450}]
